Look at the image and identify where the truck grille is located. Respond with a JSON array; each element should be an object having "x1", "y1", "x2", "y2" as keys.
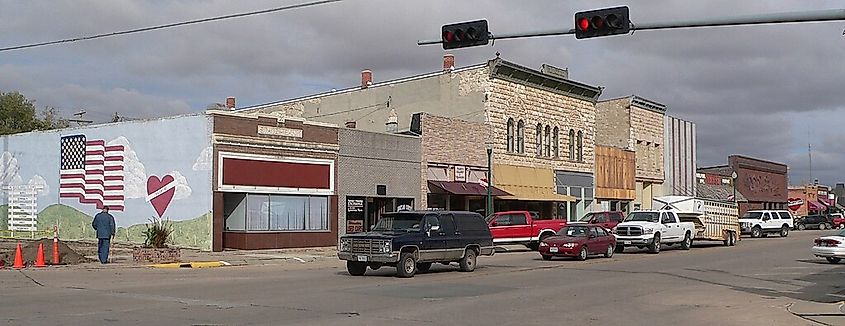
[
  {"x1": 348, "y1": 239, "x2": 388, "y2": 254},
  {"x1": 616, "y1": 226, "x2": 643, "y2": 236}
]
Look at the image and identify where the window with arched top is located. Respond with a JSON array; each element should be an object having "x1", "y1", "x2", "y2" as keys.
[
  {"x1": 577, "y1": 130, "x2": 584, "y2": 162},
  {"x1": 517, "y1": 120, "x2": 525, "y2": 153},
  {"x1": 506, "y1": 118, "x2": 514, "y2": 152},
  {"x1": 568, "y1": 129, "x2": 576, "y2": 160},
  {"x1": 535, "y1": 123, "x2": 543, "y2": 156},
  {"x1": 553, "y1": 126, "x2": 559, "y2": 158},
  {"x1": 544, "y1": 125, "x2": 551, "y2": 157}
]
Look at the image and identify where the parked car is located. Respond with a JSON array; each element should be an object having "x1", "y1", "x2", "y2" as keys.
[
  {"x1": 337, "y1": 211, "x2": 494, "y2": 278},
  {"x1": 795, "y1": 214, "x2": 834, "y2": 230},
  {"x1": 487, "y1": 211, "x2": 568, "y2": 250},
  {"x1": 739, "y1": 210, "x2": 793, "y2": 237},
  {"x1": 576, "y1": 211, "x2": 625, "y2": 230},
  {"x1": 812, "y1": 229, "x2": 845, "y2": 264},
  {"x1": 828, "y1": 213, "x2": 844, "y2": 229},
  {"x1": 611, "y1": 210, "x2": 695, "y2": 254},
  {"x1": 538, "y1": 224, "x2": 616, "y2": 261}
]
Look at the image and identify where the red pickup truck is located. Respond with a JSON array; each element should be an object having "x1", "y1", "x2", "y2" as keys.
[{"x1": 487, "y1": 211, "x2": 568, "y2": 250}]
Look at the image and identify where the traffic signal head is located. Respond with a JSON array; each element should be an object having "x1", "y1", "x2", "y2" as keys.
[
  {"x1": 575, "y1": 6, "x2": 630, "y2": 39},
  {"x1": 441, "y1": 20, "x2": 489, "y2": 49}
]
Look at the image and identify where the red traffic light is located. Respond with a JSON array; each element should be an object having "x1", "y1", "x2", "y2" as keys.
[
  {"x1": 578, "y1": 17, "x2": 590, "y2": 31},
  {"x1": 442, "y1": 20, "x2": 489, "y2": 49}
]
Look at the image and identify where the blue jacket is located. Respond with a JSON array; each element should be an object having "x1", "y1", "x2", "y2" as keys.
[{"x1": 92, "y1": 212, "x2": 116, "y2": 239}]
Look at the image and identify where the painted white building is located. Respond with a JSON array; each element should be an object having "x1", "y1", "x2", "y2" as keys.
[{"x1": 663, "y1": 115, "x2": 697, "y2": 197}]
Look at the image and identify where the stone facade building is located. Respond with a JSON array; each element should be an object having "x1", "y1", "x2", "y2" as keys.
[
  {"x1": 238, "y1": 56, "x2": 602, "y2": 220},
  {"x1": 595, "y1": 96, "x2": 666, "y2": 211}
]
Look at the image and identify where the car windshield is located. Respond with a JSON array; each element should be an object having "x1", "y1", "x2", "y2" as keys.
[
  {"x1": 372, "y1": 214, "x2": 423, "y2": 232},
  {"x1": 741, "y1": 212, "x2": 763, "y2": 219},
  {"x1": 840, "y1": 229, "x2": 845, "y2": 237},
  {"x1": 578, "y1": 213, "x2": 596, "y2": 222},
  {"x1": 558, "y1": 226, "x2": 589, "y2": 237},
  {"x1": 625, "y1": 212, "x2": 659, "y2": 223}
]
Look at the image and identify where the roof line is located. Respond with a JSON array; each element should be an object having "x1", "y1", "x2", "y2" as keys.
[{"x1": 237, "y1": 63, "x2": 488, "y2": 112}]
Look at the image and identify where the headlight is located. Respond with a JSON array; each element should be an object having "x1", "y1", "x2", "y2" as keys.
[
  {"x1": 539, "y1": 242, "x2": 549, "y2": 247},
  {"x1": 381, "y1": 241, "x2": 392, "y2": 253},
  {"x1": 339, "y1": 239, "x2": 350, "y2": 252},
  {"x1": 644, "y1": 228, "x2": 654, "y2": 234},
  {"x1": 611, "y1": 227, "x2": 617, "y2": 234}
]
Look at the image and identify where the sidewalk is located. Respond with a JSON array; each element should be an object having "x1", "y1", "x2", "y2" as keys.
[{"x1": 787, "y1": 301, "x2": 845, "y2": 325}]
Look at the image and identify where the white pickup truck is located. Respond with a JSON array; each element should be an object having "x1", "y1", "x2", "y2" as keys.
[{"x1": 612, "y1": 210, "x2": 695, "y2": 254}]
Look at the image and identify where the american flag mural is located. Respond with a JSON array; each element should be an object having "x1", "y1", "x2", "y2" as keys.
[{"x1": 59, "y1": 135, "x2": 125, "y2": 211}]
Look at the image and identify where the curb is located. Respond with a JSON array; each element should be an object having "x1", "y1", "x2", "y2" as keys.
[{"x1": 149, "y1": 261, "x2": 232, "y2": 269}]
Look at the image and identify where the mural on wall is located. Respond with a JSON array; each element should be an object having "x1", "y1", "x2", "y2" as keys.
[{"x1": 0, "y1": 114, "x2": 214, "y2": 250}]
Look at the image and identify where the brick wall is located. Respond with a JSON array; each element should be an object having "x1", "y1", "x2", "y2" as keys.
[
  {"x1": 595, "y1": 98, "x2": 631, "y2": 149},
  {"x1": 630, "y1": 106, "x2": 664, "y2": 182},
  {"x1": 485, "y1": 78, "x2": 596, "y2": 174}
]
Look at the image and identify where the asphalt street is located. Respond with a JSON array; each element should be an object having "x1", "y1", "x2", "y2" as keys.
[{"x1": 2, "y1": 230, "x2": 844, "y2": 325}]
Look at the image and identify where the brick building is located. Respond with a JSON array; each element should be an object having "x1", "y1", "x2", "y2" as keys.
[
  {"x1": 239, "y1": 56, "x2": 602, "y2": 220},
  {"x1": 787, "y1": 183, "x2": 834, "y2": 217},
  {"x1": 595, "y1": 96, "x2": 666, "y2": 210},
  {"x1": 698, "y1": 155, "x2": 788, "y2": 216}
]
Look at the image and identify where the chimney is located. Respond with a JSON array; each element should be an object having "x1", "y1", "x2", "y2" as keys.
[
  {"x1": 361, "y1": 70, "x2": 372, "y2": 89},
  {"x1": 443, "y1": 54, "x2": 455, "y2": 71},
  {"x1": 225, "y1": 97, "x2": 236, "y2": 110},
  {"x1": 345, "y1": 121, "x2": 356, "y2": 129}
]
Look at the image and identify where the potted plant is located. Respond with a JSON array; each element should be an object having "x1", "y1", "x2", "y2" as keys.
[{"x1": 132, "y1": 217, "x2": 181, "y2": 264}]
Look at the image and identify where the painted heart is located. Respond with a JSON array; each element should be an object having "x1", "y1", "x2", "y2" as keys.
[
  {"x1": 787, "y1": 197, "x2": 804, "y2": 211},
  {"x1": 147, "y1": 175, "x2": 176, "y2": 218}
]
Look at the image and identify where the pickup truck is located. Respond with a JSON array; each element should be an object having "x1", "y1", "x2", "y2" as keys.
[
  {"x1": 487, "y1": 211, "x2": 567, "y2": 250},
  {"x1": 612, "y1": 210, "x2": 695, "y2": 254}
]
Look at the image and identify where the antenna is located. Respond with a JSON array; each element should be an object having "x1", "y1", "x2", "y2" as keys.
[
  {"x1": 68, "y1": 109, "x2": 93, "y2": 126},
  {"x1": 808, "y1": 128, "x2": 813, "y2": 184}
]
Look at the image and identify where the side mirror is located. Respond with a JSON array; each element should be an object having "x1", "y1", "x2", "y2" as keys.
[
  {"x1": 589, "y1": 234, "x2": 596, "y2": 239},
  {"x1": 430, "y1": 225, "x2": 440, "y2": 232},
  {"x1": 490, "y1": 221, "x2": 497, "y2": 227}
]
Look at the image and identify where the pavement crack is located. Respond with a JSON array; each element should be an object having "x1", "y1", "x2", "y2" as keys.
[{"x1": 17, "y1": 270, "x2": 44, "y2": 287}]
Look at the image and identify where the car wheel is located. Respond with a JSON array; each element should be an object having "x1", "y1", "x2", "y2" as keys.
[
  {"x1": 369, "y1": 263, "x2": 382, "y2": 270},
  {"x1": 577, "y1": 246, "x2": 588, "y2": 261},
  {"x1": 780, "y1": 226, "x2": 789, "y2": 237},
  {"x1": 826, "y1": 257, "x2": 841, "y2": 264},
  {"x1": 680, "y1": 232, "x2": 692, "y2": 250},
  {"x1": 395, "y1": 252, "x2": 417, "y2": 278},
  {"x1": 416, "y1": 262, "x2": 432, "y2": 272},
  {"x1": 614, "y1": 245, "x2": 625, "y2": 253},
  {"x1": 459, "y1": 249, "x2": 477, "y2": 272},
  {"x1": 798, "y1": 224, "x2": 806, "y2": 231},
  {"x1": 649, "y1": 234, "x2": 661, "y2": 254},
  {"x1": 729, "y1": 232, "x2": 737, "y2": 246},
  {"x1": 541, "y1": 254, "x2": 552, "y2": 261},
  {"x1": 751, "y1": 226, "x2": 763, "y2": 238},
  {"x1": 839, "y1": 224, "x2": 844, "y2": 230},
  {"x1": 820, "y1": 223, "x2": 827, "y2": 230},
  {"x1": 346, "y1": 261, "x2": 367, "y2": 276},
  {"x1": 604, "y1": 245, "x2": 614, "y2": 258}
]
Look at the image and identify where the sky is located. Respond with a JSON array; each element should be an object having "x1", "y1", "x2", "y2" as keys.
[{"x1": 1, "y1": 0, "x2": 843, "y2": 186}]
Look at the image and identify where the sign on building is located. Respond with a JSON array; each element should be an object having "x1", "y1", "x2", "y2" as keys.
[{"x1": 5, "y1": 185, "x2": 41, "y2": 232}]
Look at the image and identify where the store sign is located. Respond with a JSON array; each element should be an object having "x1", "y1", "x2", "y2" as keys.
[
  {"x1": 454, "y1": 166, "x2": 467, "y2": 182},
  {"x1": 787, "y1": 198, "x2": 804, "y2": 211},
  {"x1": 346, "y1": 220, "x2": 364, "y2": 233},
  {"x1": 347, "y1": 199, "x2": 364, "y2": 212}
]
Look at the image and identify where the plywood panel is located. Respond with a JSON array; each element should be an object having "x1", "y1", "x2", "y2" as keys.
[{"x1": 595, "y1": 146, "x2": 636, "y2": 200}]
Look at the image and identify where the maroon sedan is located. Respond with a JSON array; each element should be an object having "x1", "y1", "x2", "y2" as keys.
[{"x1": 538, "y1": 224, "x2": 616, "y2": 261}]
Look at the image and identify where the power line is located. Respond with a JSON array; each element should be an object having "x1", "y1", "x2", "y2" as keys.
[{"x1": 0, "y1": 0, "x2": 343, "y2": 53}]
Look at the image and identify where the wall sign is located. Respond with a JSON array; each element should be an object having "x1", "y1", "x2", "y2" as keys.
[
  {"x1": 787, "y1": 198, "x2": 804, "y2": 211},
  {"x1": 454, "y1": 166, "x2": 467, "y2": 182},
  {"x1": 346, "y1": 220, "x2": 364, "y2": 233}
]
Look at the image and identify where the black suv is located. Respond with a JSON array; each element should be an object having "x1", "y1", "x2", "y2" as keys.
[
  {"x1": 796, "y1": 215, "x2": 834, "y2": 230},
  {"x1": 338, "y1": 211, "x2": 494, "y2": 278}
]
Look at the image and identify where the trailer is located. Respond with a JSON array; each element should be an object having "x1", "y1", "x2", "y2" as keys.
[{"x1": 654, "y1": 196, "x2": 740, "y2": 246}]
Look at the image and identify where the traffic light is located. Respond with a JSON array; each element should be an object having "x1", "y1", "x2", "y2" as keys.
[
  {"x1": 441, "y1": 20, "x2": 489, "y2": 49},
  {"x1": 575, "y1": 6, "x2": 630, "y2": 39}
]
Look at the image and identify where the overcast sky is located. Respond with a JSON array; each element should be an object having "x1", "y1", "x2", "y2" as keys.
[{"x1": 1, "y1": 0, "x2": 843, "y2": 186}]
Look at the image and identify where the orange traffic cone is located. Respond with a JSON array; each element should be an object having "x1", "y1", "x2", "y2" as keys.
[
  {"x1": 12, "y1": 243, "x2": 25, "y2": 269},
  {"x1": 34, "y1": 243, "x2": 46, "y2": 268}
]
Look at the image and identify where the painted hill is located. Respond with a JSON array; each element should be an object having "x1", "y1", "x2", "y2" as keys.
[
  {"x1": 37, "y1": 204, "x2": 97, "y2": 239},
  {"x1": 116, "y1": 212, "x2": 211, "y2": 249},
  {"x1": 0, "y1": 205, "x2": 7, "y2": 230}
]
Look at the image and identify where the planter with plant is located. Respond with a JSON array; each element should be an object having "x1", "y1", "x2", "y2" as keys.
[{"x1": 132, "y1": 218, "x2": 181, "y2": 263}]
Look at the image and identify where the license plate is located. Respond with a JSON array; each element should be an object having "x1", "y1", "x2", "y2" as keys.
[
  {"x1": 356, "y1": 255, "x2": 368, "y2": 262},
  {"x1": 624, "y1": 241, "x2": 632, "y2": 245},
  {"x1": 550, "y1": 247, "x2": 559, "y2": 253}
]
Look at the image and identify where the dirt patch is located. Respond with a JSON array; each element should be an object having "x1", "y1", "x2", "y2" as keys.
[{"x1": 0, "y1": 239, "x2": 91, "y2": 266}]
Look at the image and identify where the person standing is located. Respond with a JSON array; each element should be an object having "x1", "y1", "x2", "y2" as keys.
[{"x1": 92, "y1": 206, "x2": 116, "y2": 264}]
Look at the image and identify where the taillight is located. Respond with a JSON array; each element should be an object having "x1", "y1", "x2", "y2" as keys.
[
  {"x1": 828, "y1": 239, "x2": 842, "y2": 246},
  {"x1": 814, "y1": 239, "x2": 821, "y2": 245}
]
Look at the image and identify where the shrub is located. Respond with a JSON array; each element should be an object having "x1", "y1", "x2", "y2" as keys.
[{"x1": 143, "y1": 217, "x2": 172, "y2": 248}]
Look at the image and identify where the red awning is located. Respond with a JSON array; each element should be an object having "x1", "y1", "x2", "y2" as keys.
[
  {"x1": 428, "y1": 181, "x2": 511, "y2": 196},
  {"x1": 808, "y1": 200, "x2": 826, "y2": 211}
]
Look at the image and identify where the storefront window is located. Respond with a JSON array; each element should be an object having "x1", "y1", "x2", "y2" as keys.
[
  {"x1": 224, "y1": 193, "x2": 247, "y2": 231},
  {"x1": 427, "y1": 194, "x2": 448, "y2": 210},
  {"x1": 224, "y1": 193, "x2": 329, "y2": 232},
  {"x1": 247, "y1": 194, "x2": 271, "y2": 231}
]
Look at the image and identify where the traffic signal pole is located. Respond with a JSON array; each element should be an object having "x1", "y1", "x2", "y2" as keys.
[{"x1": 418, "y1": 8, "x2": 845, "y2": 46}]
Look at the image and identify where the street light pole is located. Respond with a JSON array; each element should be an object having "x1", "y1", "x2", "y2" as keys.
[{"x1": 486, "y1": 145, "x2": 493, "y2": 217}]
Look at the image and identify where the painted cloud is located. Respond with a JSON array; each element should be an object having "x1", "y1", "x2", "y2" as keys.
[
  {"x1": 192, "y1": 146, "x2": 212, "y2": 171},
  {"x1": 169, "y1": 170, "x2": 192, "y2": 200},
  {"x1": 0, "y1": 152, "x2": 21, "y2": 185},
  {"x1": 28, "y1": 175, "x2": 50, "y2": 197},
  {"x1": 107, "y1": 136, "x2": 147, "y2": 198}
]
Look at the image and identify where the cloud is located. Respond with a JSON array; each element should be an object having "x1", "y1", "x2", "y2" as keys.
[
  {"x1": 28, "y1": 175, "x2": 50, "y2": 197},
  {"x1": 107, "y1": 136, "x2": 147, "y2": 198},
  {"x1": 168, "y1": 170, "x2": 192, "y2": 200},
  {"x1": 0, "y1": 152, "x2": 21, "y2": 186},
  {"x1": 192, "y1": 146, "x2": 212, "y2": 171}
]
